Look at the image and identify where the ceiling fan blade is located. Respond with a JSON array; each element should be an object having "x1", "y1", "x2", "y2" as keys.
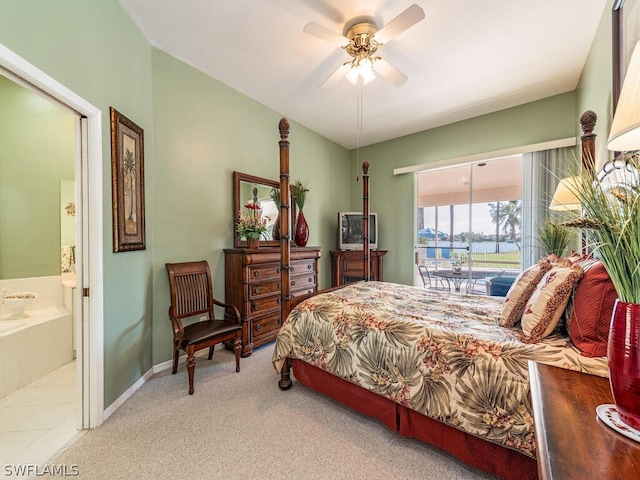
[
  {"x1": 320, "y1": 63, "x2": 351, "y2": 89},
  {"x1": 375, "y1": 4, "x2": 425, "y2": 44},
  {"x1": 373, "y1": 58, "x2": 407, "y2": 87},
  {"x1": 303, "y1": 22, "x2": 349, "y2": 47}
]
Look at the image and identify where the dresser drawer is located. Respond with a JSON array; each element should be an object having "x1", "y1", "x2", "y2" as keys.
[
  {"x1": 248, "y1": 294, "x2": 281, "y2": 314},
  {"x1": 291, "y1": 259, "x2": 315, "y2": 275},
  {"x1": 292, "y1": 287, "x2": 315, "y2": 297},
  {"x1": 290, "y1": 273, "x2": 316, "y2": 291},
  {"x1": 248, "y1": 263, "x2": 281, "y2": 281},
  {"x1": 248, "y1": 279, "x2": 281, "y2": 299},
  {"x1": 252, "y1": 312, "x2": 283, "y2": 343}
]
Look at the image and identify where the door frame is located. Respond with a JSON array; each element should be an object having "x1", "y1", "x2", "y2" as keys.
[{"x1": 0, "y1": 43, "x2": 105, "y2": 428}]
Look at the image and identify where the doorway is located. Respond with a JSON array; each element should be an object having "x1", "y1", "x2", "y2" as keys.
[
  {"x1": 0, "y1": 42, "x2": 104, "y2": 436},
  {"x1": 415, "y1": 156, "x2": 522, "y2": 292}
]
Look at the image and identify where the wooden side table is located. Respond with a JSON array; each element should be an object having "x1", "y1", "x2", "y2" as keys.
[
  {"x1": 330, "y1": 249, "x2": 387, "y2": 287},
  {"x1": 528, "y1": 361, "x2": 640, "y2": 479}
]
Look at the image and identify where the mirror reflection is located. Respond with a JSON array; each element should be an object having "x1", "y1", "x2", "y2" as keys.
[{"x1": 233, "y1": 172, "x2": 287, "y2": 248}]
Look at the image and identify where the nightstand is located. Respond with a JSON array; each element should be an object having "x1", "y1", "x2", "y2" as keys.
[{"x1": 528, "y1": 361, "x2": 640, "y2": 479}]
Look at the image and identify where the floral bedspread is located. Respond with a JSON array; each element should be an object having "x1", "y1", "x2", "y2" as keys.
[{"x1": 272, "y1": 281, "x2": 608, "y2": 458}]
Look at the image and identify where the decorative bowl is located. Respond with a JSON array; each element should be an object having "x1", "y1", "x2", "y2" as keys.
[{"x1": 2, "y1": 292, "x2": 38, "y2": 319}]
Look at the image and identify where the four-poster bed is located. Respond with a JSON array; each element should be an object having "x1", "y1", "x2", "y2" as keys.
[{"x1": 272, "y1": 116, "x2": 609, "y2": 480}]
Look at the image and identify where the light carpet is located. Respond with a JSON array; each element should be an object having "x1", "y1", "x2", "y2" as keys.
[{"x1": 53, "y1": 344, "x2": 496, "y2": 479}]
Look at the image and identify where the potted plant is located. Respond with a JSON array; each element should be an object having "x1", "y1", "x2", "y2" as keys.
[
  {"x1": 562, "y1": 154, "x2": 640, "y2": 429},
  {"x1": 536, "y1": 219, "x2": 571, "y2": 257},
  {"x1": 291, "y1": 180, "x2": 309, "y2": 247},
  {"x1": 236, "y1": 203, "x2": 268, "y2": 248}
]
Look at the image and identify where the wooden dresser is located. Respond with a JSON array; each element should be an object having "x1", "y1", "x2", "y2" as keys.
[
  {"x1": 224, "y1": 246, "x2": 321, "y2": 357},
  {"x1": 330, "y1": 249, "x2": 387, "y2": 287}
]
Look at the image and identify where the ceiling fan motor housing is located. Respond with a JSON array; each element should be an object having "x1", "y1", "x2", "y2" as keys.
[{"x1": 344, "y1": 23, "x2": 381, "y2": 59}]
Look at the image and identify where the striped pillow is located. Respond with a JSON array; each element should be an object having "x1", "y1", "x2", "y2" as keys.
[
  {"x1": 521, "y1": 261, "x2": 584, "y2": 343},
  {"x1": 498, "y1": 260, "x2": 552, "y2": 327}
]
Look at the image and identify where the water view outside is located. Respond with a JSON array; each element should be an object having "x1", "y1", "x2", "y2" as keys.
[{"x1": 417, "y1": 202, "x2": 522, "y2": 271}]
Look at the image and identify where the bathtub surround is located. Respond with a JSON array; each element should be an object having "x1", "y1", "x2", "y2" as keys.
[{"x1": 0, "y1": 275, "x2": 75, "y2": 400}]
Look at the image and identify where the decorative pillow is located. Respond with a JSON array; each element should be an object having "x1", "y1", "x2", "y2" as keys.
[
  {"x1": 498, "y1": 260, "x2": 552, "y2": 327},
  {"x1": 566, "y1": 259, "x2": 618, "y2": 357},
  {"x1": 521, "y1": 261, "x2": 584, "y2": 343}
]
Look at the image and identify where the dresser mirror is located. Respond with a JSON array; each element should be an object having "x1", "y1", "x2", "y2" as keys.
[{"x1": 233, "y1": 171, "x2": 294, "y2": 248}]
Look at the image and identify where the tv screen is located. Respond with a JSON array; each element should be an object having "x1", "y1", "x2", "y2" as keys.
[{"x1": 339, "y1": 212, "x2": 378, "y2": 250}]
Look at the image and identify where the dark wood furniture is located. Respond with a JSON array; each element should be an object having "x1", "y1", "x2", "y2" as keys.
[
  {"x1": 224, "y1": 246, "x2": 320, "y2": 356},
  {"x1": 165, "y1": 260, "x2": 241, "y2": 395},
  {"x1": 529, "y1": 361, "x2": 640, "y2": 480},
  {"x1": 330, "y1": 249, "x2": 387, "y2": 286}
]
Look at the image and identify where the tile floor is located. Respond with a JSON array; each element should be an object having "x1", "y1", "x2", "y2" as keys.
[{"x1": 0, "y1": 361, "x2": 80, "y2": 470}]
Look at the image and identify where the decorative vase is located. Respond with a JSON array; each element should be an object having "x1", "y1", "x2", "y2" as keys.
[
  {"x1": 247, "y1": 237, "x2": 260, "y2": 249},
  {"x1": 294, "y1": 210, "x2": 309, "y2": 247},
  {"x1": 608, "y1": 299, "x2": 640, "y2": 429}
]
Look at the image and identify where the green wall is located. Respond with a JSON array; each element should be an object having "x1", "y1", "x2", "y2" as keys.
[
  {"x1": 351, "y1": 92, "x2": 577, "y2": 285},
  {"x1": 0, "y1": 75, "x2": 75, "y2": 279},
  {"x1": 576, "y1": 0, "x2": 615, "y2": 167},
  {"x1": 150, "y1": 49, "x2": 350, "y2": 364}
]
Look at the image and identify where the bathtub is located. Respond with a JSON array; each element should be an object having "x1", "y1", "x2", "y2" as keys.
[{"x1": 0, "y1": 306, "x2": 73, "y2": 400}]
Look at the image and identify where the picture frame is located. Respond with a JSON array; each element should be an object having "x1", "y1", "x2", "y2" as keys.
[{"x1": 110, "y1": 107, "x2": 146, "y2": 252}]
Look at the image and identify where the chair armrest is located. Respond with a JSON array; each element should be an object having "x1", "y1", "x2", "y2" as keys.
[
  {"x1": 168, "y1": 307, "x2": 185, "y2": 346},
  {"x1": 213, "y1": 298, "x2": 241, "y2": 324}
]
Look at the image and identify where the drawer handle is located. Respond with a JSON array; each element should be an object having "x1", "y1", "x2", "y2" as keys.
[
  {"x1": 278, "y1": 318, "x2": 282, "y2": 325},
  {"x1": 276, "y1": 267, "x2": 281, "y2": 274},
  {"x1": 253, "y1": 286, "x2": 260, "y2": 294},
  {"x1": 308, "y1": 277, "x2": 312, "y2": 283},
  {"x1": 253, "y1": 303, "x2": 260, "y2": 311},
  {"x1": 277, "y1": 297, "x2": 281, "y2": 304},
  {"x1": 307, "y1": 264, "x2": 312, "y2": 270},
  {"x1": 291, "y1": 266, "x2": 295, "y2": 272},
  {"x1": 277, "y1": 283, "x2": 281, "y2": 289},
  {"x1": 255, "y1": 324, "x2": 262, "y2": 331},
  {"x1": 291, "y1": 280, "x2": 296, "y2": 286},
  {"x1": 253, "y1": 271, "x2": 260, "y2": 277}
]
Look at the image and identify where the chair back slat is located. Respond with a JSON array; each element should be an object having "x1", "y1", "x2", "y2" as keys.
[{"x1": 166, "y1": 261, "x2": 214, "y2": 320}]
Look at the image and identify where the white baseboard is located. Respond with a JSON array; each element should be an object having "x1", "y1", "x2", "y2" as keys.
[
  {"x1": 103, "y1": 350, "x2": 211, "y2": 420},
  {"x1": 103, "y1": 368, "x2": 154, "y2": 420}
]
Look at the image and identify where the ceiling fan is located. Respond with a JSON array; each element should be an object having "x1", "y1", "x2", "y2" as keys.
[{"x1": 303, "y1": 4, "x2": 425, "y2": 88}]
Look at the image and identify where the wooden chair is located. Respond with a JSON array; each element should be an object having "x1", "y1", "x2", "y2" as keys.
[
  {"x1": 418, "y1": 265, "x2": 449, "y2": 291},
  {"x1": 166, "y1": 260, "x2": 242, "y2": 394}
]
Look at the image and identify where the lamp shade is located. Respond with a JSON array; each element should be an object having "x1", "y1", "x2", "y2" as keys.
[
  {"x1": 608, "y1": 39, "x2": 640, "y2": 151},
  {"x1": 549, "y1": 176, "x2": 582, "y2": 211}
]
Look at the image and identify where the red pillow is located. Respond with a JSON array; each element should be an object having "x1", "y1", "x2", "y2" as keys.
[{"x1": 566, "y1": 260, "x2": 618, "y2": 357}]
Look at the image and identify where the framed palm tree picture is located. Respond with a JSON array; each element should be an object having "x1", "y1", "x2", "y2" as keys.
[{"x1": 110, "y1": 107, "x2": 145, "y2": 252}]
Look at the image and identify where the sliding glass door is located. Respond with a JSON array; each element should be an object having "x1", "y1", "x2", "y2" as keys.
[{"x1": 415, "y1": 157, "x2": 522, "y2": 292}]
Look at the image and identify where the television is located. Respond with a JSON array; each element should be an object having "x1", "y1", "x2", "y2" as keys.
[{"x1": 339, "y1": 212, "x2": 378, "y2": 250}]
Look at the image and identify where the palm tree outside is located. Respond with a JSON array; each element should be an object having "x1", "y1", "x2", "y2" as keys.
[{"x1": 488, "y1": 200, "x2": 522, "y2": 252}]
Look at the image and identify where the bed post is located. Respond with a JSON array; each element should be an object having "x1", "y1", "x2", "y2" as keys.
[
  {"x1": 579, "y1": 110, "x2": 597, "y2": 254},
  {"x1": 362, "y1": 161, "x2": 370, "y2": 281},
  {"x1": 278, "y1": 117, "x2": 293, "y2": 390},
  {"x1": 580, "y1": 110, "x2": 597, "y2": 175}
]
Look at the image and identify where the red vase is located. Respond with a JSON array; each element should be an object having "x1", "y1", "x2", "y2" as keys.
[
  {"x1": 608, "y1": 299, "x2": 640, "y2": 429},
  {"x1": 294, "y1": 210, "x2": 309, "y2": 247}
]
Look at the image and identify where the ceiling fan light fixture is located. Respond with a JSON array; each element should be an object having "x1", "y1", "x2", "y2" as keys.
[{"x1": 346, "y1": 56, "x2": 376, "y2": 85}]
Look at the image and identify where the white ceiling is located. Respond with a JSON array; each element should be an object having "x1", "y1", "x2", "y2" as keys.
[{"x1": 119, "y1": 0, "x2": 609, "y2": 149}]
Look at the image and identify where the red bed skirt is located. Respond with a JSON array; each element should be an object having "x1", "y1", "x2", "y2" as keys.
[{"x1": 289, "y1": 359, "x2": 537, "y2": 480}]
